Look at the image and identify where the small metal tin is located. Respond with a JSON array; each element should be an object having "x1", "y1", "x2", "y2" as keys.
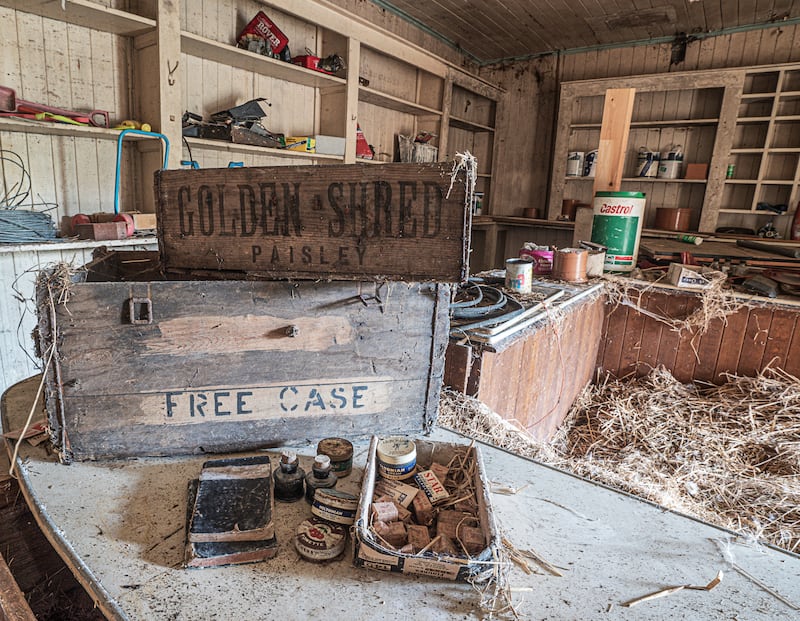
[
  {"x1": 316, "y1": 437, "x2": 354, "y2": 478},
  {"x1": 311, "y1": 489, "x2": 359, "y2": 525},
  {"x1": 294, "y1": 517, "x2": 347, "y2": 561},
  {"x1": 376, "y1": 436, "x2": 417, "y2": 480}
]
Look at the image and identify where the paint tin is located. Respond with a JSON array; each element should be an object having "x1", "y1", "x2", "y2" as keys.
[
  {"x1": 316, "y1": 437, "x2": 354, "y2": 478},
  {"x1": 519, "y1": 246, "x2": 553, "y2": 275},
  {"x1": 566, "y1": 151, "x2": 584, "y2": 176},
  {"x1": 657, "y1": 160, "x2": 681, "y2": 179},
  {"x1": 551, "y1": 248, "x2": 588, "y2": 283},
  {"x1": 585, "y1": 250, "x2": 606, "y2": 278},
  {"x1": 635, "y1": 148, "x2": 659, "y2": 178},
  {"x1": 590, "y1": 191, "x2": 647, "y2": 273},
  {"x1": 583, "y1": 149, "x2": 598, "y2": 177},
  {"x1": 294, "y1": 516, "x2": 347, "y2": 561},
  {"x1": 504, "y1": 258, "x2": 533, "y2": 294},
  {"x1": 311, "y1": 489, "x2": 359, "y2": 525},
  {"x1": 376, "y1": 437, "x2": 417, "y2": 480}
]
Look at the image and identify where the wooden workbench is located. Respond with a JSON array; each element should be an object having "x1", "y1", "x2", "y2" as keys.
[
  {"x1": 4, "y1": 376, "x2": 800, "y2": 620},
  {"x1": 446, "y1": 281, "x2": 605, "y2": 441}
]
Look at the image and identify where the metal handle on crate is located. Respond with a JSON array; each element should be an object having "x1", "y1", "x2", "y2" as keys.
[
  {"x1": 114, "y1": 129, "x2": 171, "y2": 214},
  {"x1": 128, "y1": 297, "x2": 153, "y2": 325}
]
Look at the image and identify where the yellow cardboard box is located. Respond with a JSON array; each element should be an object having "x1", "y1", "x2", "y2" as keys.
[{"x1": 284, "y1": 136, "x2": 315, "y2": 152}]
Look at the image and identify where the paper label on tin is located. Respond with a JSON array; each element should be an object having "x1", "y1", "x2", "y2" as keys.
[
  {"x1": 356, "y1": 541, "x2": 400, "y2": 568},
  {"x1": 373, "y1": 479, "x2": 419, "y2": 508},
  {"x1": 402, "y1": 557, "x2": 459, "y2": 580},
  {"x1": 414, "y1": 470, "x2": 450, "y2": 503},
  {"x1": 295, "y1": 518, "x2": 345, "y2": 560}
]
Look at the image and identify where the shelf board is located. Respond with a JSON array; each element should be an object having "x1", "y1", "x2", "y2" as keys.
[
  {"x1": 0, "y1": 0, "x2": 155, "y2": 35},
  {"x1": 629, "y1": 118, "x2": 718, "y2": 128},
  {"x1": 718, "y1": 208, "x2": 788, "y2": 215},
  {"x1": 569, "y1": 118, "x2": 718, "y2": 130},
  {"x1": 724, "y1": 179, "x2": 758, "y2": 184},
  {"x1": 358, "y1": 87, "x2": 441, "y2": 116},
  {"x1": 184, "y1": 137, "x2": 343, "y2": 161},
  {"x1": 778, "y1": 90, "x2": 800, "y2": 99},
  {"x1": 774, "y1": 115, "x2": 800, "y2": 122},
  {"x1": 449, "y1": 116, "x2": 495, "y2": 132},
  {"x1": 730, "y1": 148, "x2": 764, "y2": 154},
  {"x1": 736, "y1": 116, "x2": 771, "y2": 123},
  {"x1": 740, "y1": 93, "x2": 774, "y2": 101},
  {"x1": 766, "y1": 147, "x2": 800, "y2": 153},
  {"x1": 620, "y1": 177, "x2": 707, "y2": 184},
  {"x1": 0, "y1": 117, "x2": 160, "y2": 141},
  {"x1": 477, "y1": 173, "x2": 492, "y2": 178},
  {"x1": 180, "y1": 31, "x2": 346, "y2": 89}
]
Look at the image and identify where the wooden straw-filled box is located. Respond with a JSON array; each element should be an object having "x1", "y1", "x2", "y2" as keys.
[{"x1": 35, "y1": 251, "x2": 449, "y2": 462}]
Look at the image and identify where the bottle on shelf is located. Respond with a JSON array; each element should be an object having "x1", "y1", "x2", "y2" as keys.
[{"x1": 305, "y1": 454, "x2": 338, "y2": 503}]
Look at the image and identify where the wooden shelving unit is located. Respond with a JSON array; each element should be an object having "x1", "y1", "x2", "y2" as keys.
[
  {"x1": 550, "y1": 63, "x2": 800, "y2": 237},
  {"x1": 549, "y1": 70, "x2": 744, "y2": 233}
]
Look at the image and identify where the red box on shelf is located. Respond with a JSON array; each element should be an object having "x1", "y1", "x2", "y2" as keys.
[
  {"x1": 237, "y1": 11, "x2": 288, "y2": 54},
  {"x1": 356, "y1": 124, "x2": 374, "y2": 160},
  {"x1": 290, "y1": 55, "x2": 332, "y2": 74}
]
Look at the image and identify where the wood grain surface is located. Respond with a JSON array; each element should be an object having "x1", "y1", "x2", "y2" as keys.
[{"x1": 155, "y1": 163, "x2": 470, "y2": 281}]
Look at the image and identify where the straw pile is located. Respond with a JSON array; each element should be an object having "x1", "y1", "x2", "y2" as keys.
[{"x1": 439, "y1": 366, "x2": 800, "y2": 553}]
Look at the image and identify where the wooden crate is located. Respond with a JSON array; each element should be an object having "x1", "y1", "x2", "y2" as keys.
[
  {"x1": 154, "y1": 162, "x2": 472, "y2": 282},
  {"x1": 35, "y1": 251, "x2": 449, "y2": 462}
]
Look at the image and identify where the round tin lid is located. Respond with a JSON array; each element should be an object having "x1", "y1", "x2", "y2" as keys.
[
  {"x1": 376, "y1": 437, "x2": 416, "y2": 465},
  {"x1": 317, "y1": 437, "x2": 354, "y2": 461},
  {"x1": 295, "y1": 517, "x2": 346, "y2": 561}
]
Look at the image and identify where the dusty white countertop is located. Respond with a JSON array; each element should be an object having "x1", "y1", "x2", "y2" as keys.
[{"x1": 3, "y1": 376, "x2": 799, "y2": 621}]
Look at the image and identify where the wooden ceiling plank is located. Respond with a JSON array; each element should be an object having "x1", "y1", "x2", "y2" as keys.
[
  {"x1": 737, "y1": 0, "x2": 759, "y2": 24},
  {"x1": 501, "y1": 0, "x2": 590, "y2": 52},
  {"x1": 388, "y1": 0, "x2": 508, "y2": 61}
]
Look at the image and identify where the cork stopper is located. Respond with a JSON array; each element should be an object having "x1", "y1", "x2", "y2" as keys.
[
  {"x1": 313, "y1": 454, "x2": 331, "y2": 469},
  {"x1": 280, "y1": 451, "x2": 298, "y2": 466}
]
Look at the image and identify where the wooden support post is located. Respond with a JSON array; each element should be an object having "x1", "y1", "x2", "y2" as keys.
[{"x1": 573, "y1": 88, "x2": 636, "y2": 246}]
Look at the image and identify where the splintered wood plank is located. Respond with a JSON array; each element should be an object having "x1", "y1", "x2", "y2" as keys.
[
  {"x1": 691, "y1": 316, "x2": 726, "y2": 383},
  {"x1": 444, "y1": 341, "x2": 472, "y2": 392},
  {"x1": 784, "y1": 312, "x2": 800, "y2": 377},
  {"x1": 738, "y1": 307, "x2": 774, "y2": 377},
  {"x1": 477, "y1": 340, "x2": 523, "y2": 419},
  {"x1": 155, "y1": 163, "x2": 470, "y2": 281},
  {"x1": 597, "y1": 300, "x2": 628, "y2": 379},
  {"x1": 636, "y1": 290, "x2": 668, "y2": 375},
  {"x1": 593, "y1": 299, "x2": 612, "y2": 376},
  {"x1": 760, "y1": 307, "x2": 796, "y2": 371},
  {"x1": 594, "y1": 88, "x2": 635, "y2": 193},
  {"x1": 618, "y1": 294, "x2": 648, "y2": 378},
  {"x1": 653, "y1": 292, "x2": 689, "y2": 373},
  {"x1": 713, "y1": 306, "x2": 750, "y2": 383},
  {"x1": 671, "y1": 295, "x2": 703, "y2": 382}
]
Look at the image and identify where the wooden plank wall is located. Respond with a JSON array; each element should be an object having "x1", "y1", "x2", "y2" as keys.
[
  {"x1": 595, "y1": 289, "x2": 800, "y2": 383},
  {"x1": 0, "y1": 4, "x2": 134, "y2": 222},
  {"x1": 0, "y1": 242, "x2": 156, "y2": 397}
]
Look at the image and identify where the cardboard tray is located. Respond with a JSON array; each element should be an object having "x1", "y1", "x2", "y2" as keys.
[{"x1": 353, "y1": 437, "x2": 501, "y2": 582}]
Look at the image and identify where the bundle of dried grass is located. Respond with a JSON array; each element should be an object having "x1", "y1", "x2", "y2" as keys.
[
  {"x1": 601, "y1": 271, "x2": 744, "y2": 337},
  {"x1": 439, "y1": 366, "x2": 800, "y2": 553}
]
